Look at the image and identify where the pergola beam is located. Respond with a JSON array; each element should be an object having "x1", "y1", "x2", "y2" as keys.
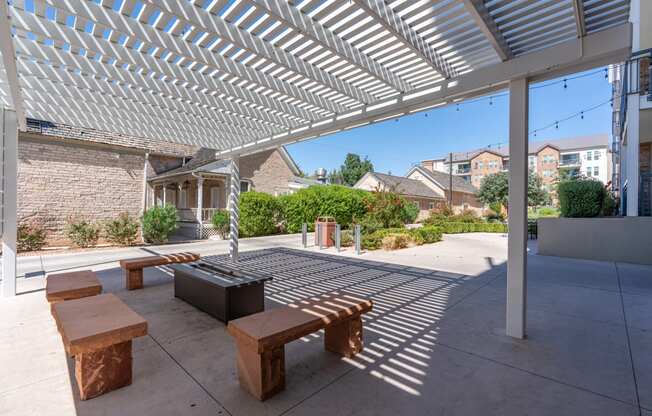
[
  {"x1": 247, "y1": 0, "x2": 410, "y2": 92},
  {"x1": 144, "y1": 0, "x2": 376, "y2": 104},
  {"x1": 217, "y1": 23, "x2": 632, "y2": 157},
  {"x1": 352, "y1": 0, "x2": 455, "y2": 79},
  {"x1": 572, "y1": 0, "x2": 587, "y2": 37},
  {"x1": 10, "y1": 7, "x2": 311, "y2": 126},
  {"x1": 462, "y1": 0, "x2": 513, "y2": 61},
  {"x1": 0, "y1": 2, "x2": 26, "y2": 130},
  {"x1": 27, "y1": 0, "x2": 346, "y2": 115}
]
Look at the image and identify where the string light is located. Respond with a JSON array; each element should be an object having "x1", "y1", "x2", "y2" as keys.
[{"x1": 563, "y1": 78, "x2": 567, "y2": 89}]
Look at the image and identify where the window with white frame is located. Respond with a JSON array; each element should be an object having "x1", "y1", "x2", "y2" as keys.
[
  {"x1": 594, "y1": 166, "x2": 599, "y2": 176},
  {"x1": 586, "y1": 152, "x2": 592, "y2": 161},
  {"x1": 179, "y1": 188, "x2": 187, "y2": 208},
  {"x1": 586, "y1": 167, "x2": 592, "y2": 176},
  {"x1": 428, "y1": 201, "x2": 435, "y2": 210},
  {"x1": 594, "y1": 150, "x2": 601, "y2": 160},
  {"x1": 241, "y1": 181, "x2": 250, "y2": 192}
]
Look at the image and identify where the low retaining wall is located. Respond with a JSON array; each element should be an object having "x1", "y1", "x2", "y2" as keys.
[{"x1": 538, "y1": 217, "x2": 652, "y2": 265}]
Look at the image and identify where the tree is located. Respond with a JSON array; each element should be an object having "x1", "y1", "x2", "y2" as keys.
[
  {"x1": 339, "y1": 153, "x2": 374, "y2": 186},
  {"x1": 476, "y1": 171, "x2": 509, "y2": 208},
  {"x1": 476, "y1": 170, "x2": 550, "y2": 210},
  {"x1": 328, "y1": 169, "x2": 344, "y2": 185},
  {"x1": 528, "y1": 171, "x2": 550, "y2": 207}
]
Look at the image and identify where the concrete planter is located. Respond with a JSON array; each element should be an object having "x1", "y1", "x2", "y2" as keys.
[{"x1": 538, "y1": 217, "x2": 652, "y2": 265}]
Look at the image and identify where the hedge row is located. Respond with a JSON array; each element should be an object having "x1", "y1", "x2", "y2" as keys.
[{"x1": 437, "y1": 222, "x2": 507, "y2": 234}]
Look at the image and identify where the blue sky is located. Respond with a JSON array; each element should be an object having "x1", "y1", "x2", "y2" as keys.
[{"x1": 286, "y1": 67, "x2": 614, "y2": 176}]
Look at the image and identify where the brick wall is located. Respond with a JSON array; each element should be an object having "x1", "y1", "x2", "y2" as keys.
[
  {"x1": 470, "y1": 151, "x2": 503, "y2": 188},
  {"x1": 18, "y1": 136, "x2": 149, "y2": 245},
  {"x1": 536, "y1": 146, "x2": 560, "y2": 186},
  {"x1": 240, "y1": 149, "x2": 297, "y2": 195}
]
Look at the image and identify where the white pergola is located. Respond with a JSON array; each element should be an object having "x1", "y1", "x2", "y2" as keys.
[{"x1": 0, "y1": 0, "x2": 632, "y2": 338}]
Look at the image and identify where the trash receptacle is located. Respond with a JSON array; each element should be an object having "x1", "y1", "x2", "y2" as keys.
[{"x1": 315, "y1": 216, "x2": 337, "y2": 248}]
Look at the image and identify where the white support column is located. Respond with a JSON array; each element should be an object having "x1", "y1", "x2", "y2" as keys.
[
  {"x1": 162, "y1": 185, "x2": 167, "y2": 206},
  {"x1": 196, "y1": 176, "x2": 204, "y2": 225},
  {"x1": 2, "y1": 109, "x2": 18, "y2": 297},
  {"x1": 506, "y1": 78, "x2": 529, "y2": 339},
  {"x1": 229, "y1": 156, "x2": 240, "y2": 262},
  {"x1": 625, "y1": 95, "x2": 640, "y2": 216}
]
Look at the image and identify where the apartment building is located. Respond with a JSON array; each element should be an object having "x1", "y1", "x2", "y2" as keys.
[
  {"x1": 610, "y1": 0, "x2": 651, "y2": 216},
  {"x1": 421, "y1": 135, "x2": 612, "y2": 191}
]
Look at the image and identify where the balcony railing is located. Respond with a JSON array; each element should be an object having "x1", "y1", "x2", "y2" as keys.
[
  {"x1": 455, "y1": 167, "x2": 470, "y2": 174},
  {"x1": 619, "y1": 50, "x2": 652, "y2": 131},
  {"x1": 559, "y1": 158, "x2": 580, "y2": 167}
]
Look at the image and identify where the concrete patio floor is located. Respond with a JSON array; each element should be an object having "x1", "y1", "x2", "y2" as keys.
[{"x1": 1, "y1": 235, "x2": 650, "y2": 416}]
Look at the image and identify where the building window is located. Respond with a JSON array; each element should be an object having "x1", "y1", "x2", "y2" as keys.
[
  {"x1": 586, "y1": 152, "x2": 592, "y2": 161},
  {"x1": 241, "y1": 181, "x2": 250, "y2": 192},
  {"x1": 594, "y1": 150, "x2": 601, "y2": 160},
  {"x1": 428, "y1": 201, "x2": 435, "y2": 210},
  {"x1": 179, "y1": 188, "x2": 187, "y2": 208},
  {"x1": 586, "y1": 167, "x2": 592, "y2": 176},
  {"x1": 210, "y1": 187, "x2": 220, "y2": 208},
  {"x1": 594, "y1": 166, "x2": 599, "y2": 176}
]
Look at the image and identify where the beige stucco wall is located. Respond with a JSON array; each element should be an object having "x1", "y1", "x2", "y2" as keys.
[
  {"x1": 18, "y1": 136, "x2": 148, "y2": 245},
  {"x1": 538, "y1": 217, "x2": 652, "y2": 265}
]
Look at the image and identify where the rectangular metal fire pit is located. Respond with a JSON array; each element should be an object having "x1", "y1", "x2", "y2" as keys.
[{"x1": 170, "y1": 261, "x2": 272, "y2": 322}]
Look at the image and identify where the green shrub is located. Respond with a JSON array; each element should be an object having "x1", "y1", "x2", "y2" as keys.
[
  {"x1": 536, "y1": 207, "x2": 559, "y2": 218},
  {"x1": 18, "y1": 218, "x2": 47, "y2": 252},
  {"x1": 438, "y1": 222, "x2": 507, "y2": 234},
  {"x1": 601, "y1": 192, "x2": 617, "y2": 216},
  {"x1": 558, "y1": 180, "x2": 605, "y2": 218},
  {"x1": 279, "y1": 185, "x2": 367, "y2": 233},
  {"x1": 411, "y1": 226, "x2": 443, "y2": 244},
  {"x1": 239, "y1": 191, "x2": 281, "y2": 237},
  {"x1": 105, "y1": 213, "x2": 139, "y2": 246},
  {"x1": 340, "y1": 229, "x2": 354, "y2": 247},
  {"x1": 211, "y1": 210, "x2": 230, "y2": 239},
  {"x1": 364, "y1": 190, "x2": 415, "y2": 229},
  {"x1": 65, "y1": 217, "x2": 101, "y2": 248},
  {"x1": 355, "y1": 214, "x2": 384, "y2": 234},
  {"x1": 142, "y1": 204, "x2": 178, "y2": 244},
  {"x1": 362, "y1": 226, "x2": 443, "y2": 250},
  {"x1": 400, "y1": 202, "x2": 419, "y2": 224},
  {"x1": 382, "y1": 233, "x2": 410, "y2": 250}
]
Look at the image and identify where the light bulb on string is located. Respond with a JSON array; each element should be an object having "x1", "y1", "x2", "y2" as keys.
[
  {"x1": 489, "y1": 96, "x2": 493, "y2": 105},
  {"x1": 555, "y1": 121, "x2": 559, "y2": 129},
  {"x1": 563, "y1": 79, "x2": 567, "y2": 89},
  {"x1": 580, "y1": 111, "x2": 584, "y2": 120}
]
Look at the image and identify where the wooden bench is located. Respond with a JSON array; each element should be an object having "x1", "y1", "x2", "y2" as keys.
[
  {"x1": 45, "y1": 270, "x2": 102, "y2": 311},
  {"x1": 227, "y1": 294, "x2": 373, "y2": 400},
  {"x1": 119, "y1": 252, "x2": 200, "y2": 290},
  {"x1": 52, "y1": 293, "x2": 148, "y2": 400}
]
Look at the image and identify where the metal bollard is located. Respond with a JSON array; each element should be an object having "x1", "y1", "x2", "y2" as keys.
[
  {"x1": 301, "y1": 223, "x2": 307, "y2": 248},
  {"x1": 355, "y1": 224, "x2": 361, "y2": 255},
  {"x1": 335, "y1": 224, "x2": 341, "y2": 252},
  {"x1": 317, "y1": 223, "x2": 323, "y2": 250}
]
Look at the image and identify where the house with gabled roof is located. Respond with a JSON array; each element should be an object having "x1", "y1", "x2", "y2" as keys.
[
  {"x1": 354, "y1": 168, "x2": 482, "y2": 220},
  {"x1": 18, "y1": 119, "x2": 304, "y2": 244}
]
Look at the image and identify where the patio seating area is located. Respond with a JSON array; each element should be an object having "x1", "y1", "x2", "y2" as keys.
[{"x1": 2, "y1": 245, "x2": 650, "y2": 415}]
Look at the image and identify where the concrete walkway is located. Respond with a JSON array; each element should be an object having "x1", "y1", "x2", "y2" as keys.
[{"x1": 1, "y1": 234, "x2": 651, "y2": 415}]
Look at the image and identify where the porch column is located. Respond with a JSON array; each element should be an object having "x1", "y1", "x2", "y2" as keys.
[
  {"x1": 196, "y1": 176, "x2": 204, "y2": 224},
  {"x1": 506, "y1": 78, "x2": 529, "y2": 339},
  {"x1": 229, "y1": 156, "x2": 240, "y2": 262},
  {"x1": 142, "y1": 153, "x2": 149, "y2": 213},
  {"x1": 162, "y1": 185, "x2": 167, "y2": 206},
  {"x1": 2, "y1": 109, "x2": 18, "y2": 297}
]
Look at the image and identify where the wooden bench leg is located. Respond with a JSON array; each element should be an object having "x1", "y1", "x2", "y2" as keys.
[
  {"x1": 325, "y1": 315, "x2": 364, "y2": 358},
  {"x1": 75, "y1": 340, "x2": 133, "y2": 400},
  {"x1": 125, "y1": 269, "x2": 143, "y2": 290},
  {"x1": 235, "y1": 341, "x2": 285, "y2": 401}
]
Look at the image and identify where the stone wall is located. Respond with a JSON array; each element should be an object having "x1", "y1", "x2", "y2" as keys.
[{"x1": 18, "y1": 135, "x2": 150, "y2": 245}]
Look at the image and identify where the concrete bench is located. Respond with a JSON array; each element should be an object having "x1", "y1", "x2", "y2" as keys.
[
  {"x1": 119, "y1": 252, "x2": 200, "y2": 290},
  {"x1": 52, "y1": 293, "x2": 148, "y2": 400},
  {"x1": 45, "y1": 270, "x2": 102, "y2": 311},
  {"x1": 227, "y1": 294, "x2": 373, "y2": 400}
]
